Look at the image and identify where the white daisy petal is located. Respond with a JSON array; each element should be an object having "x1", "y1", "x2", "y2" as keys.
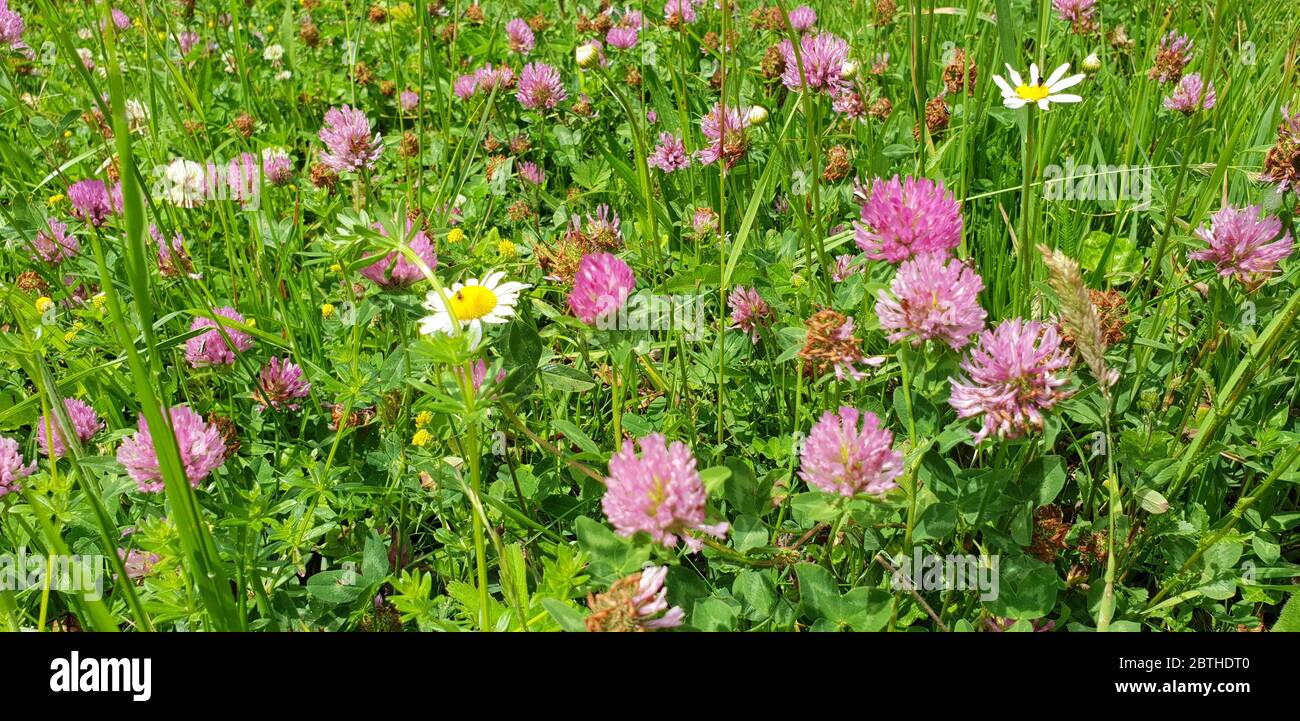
[
  {"x1": 1029, "y1": 63, "x2": 1039, "y2": 86},
  {"x1": 1045, "y1": 63, "x2": 1070, "y2": 87},
  {"x1": 1037, "y1": 99, "x2": 1051, "y2": 111},
  {"x1": 991, "y1": 74, "x2": 1013, "y2": 95},
  {"x1": 1048, "y1": 93, "x2": 1082, "y2": 104},
  {"x1": 1005, "y1": 97, "x2": 1027, "y2": 109},
  {"x1": 1005, "y1": 64, "x2": 1023, "y2": 87},
  {"x1": 1048, "y1": 73, "x2": 1084, "y2": 93}
]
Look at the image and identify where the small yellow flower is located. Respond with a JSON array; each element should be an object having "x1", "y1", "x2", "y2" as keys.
[
  {"x1": 35, "y1": 296, "x2": 54, "y2": 314},
  {"x1": 321, "y1": 303, "x2": 335, "y2": 319},
  {"x1": 92, "y1": 292, "x2": 108, "y2": 309},
  {"x1": 415, "y1": 410, "x2": 433, "y2": 427},
  {"x1": 329, "y1": 263, "x2": 343, "y2": 273},
  {"x1": 63, "y1": 329, "x2": 78, "y2": 342},
  {"x1": 497, "y1": 239, "x2": 516, "y2": 258},
  {"x1": 62, "y1": 130, "x2": 72, "y2": 139},
  {"x1": 48, "y1": 193, "x2": 65, "y2": 205},
  {"x1": 411, "y1": 429, "x2": 432, "y2": 447},
  {"x1": 447, "y1": 228, "x2": 465, "y2": 244},
  {"x1": 245, "y1": 318, "x2": 256, "y2": 328},
  {"x1": 791, "y1": 274, "x2": 805, "y2": 288},
  {"x1": 266, "y1": 24, "x2": 275, "y2": 33}
]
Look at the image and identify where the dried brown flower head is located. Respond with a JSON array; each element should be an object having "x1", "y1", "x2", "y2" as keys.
[
  {"x1": 873, "y1": 0, "x2": 897, "y2": 28},
  {"x1": 207, "y1": 414, "x2": 240, "y2": 460},
  {"x1": 310, "y1": 162, "x2": 339, "y2": 190},
  {"x1": 942, "y1": 49, "x2": 977, "y2": 96},
  {"x1": 231, "y1": 112, "x2": 255, "y2": 138},
  {"x1": 299, "y1": 20, "x2": 320, "y2": 48},
  {"x1": 799, "y1": 309, "x2": 871, "y2": 380},
  {"x1": 822, "y1": 145, "x2": 851, "y2": 182},
  {"x1": 913, "y1": 96, "x2": 950, "y2": 140},
  {"x1": 400, "y1": 131, "x2": 420, "y2": 158}
]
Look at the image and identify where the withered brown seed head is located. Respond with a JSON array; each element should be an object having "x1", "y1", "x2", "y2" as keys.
[
  {"x1": 822, "y1": 145, "x2": 851, "y2": 183},
  {"x1": 507, "y1": 198, "x2": 533, "y2": 223},
  {"x1": 208, "y1": 414, "x2": 241, "y2": 460},
  {"x1": 869, "y1": 97, "x2": 894, "y2": 121},
  {"x1": 310, "y1": 162, "x2": 339, "y2": 190},
  {"x1": 913, "y1": 96, "x2": 950, "y2": 140},
  {"x1": 17, "y1": 271, "x2": 47, "y2": 293},
  {"x1": 799, "y1": 309, "x2": 866, "y2": 380},
  {"x1": 400, "y1": 131, "x2": 420, "y2": 158},
  {"x1": 585, "y1": 572, "x2": 649, "y2": 632},
  {"x1": 231, "y1": 112, "x2": 255, "y2": 138},
  {"x1": 873, "y1": 0, "x2": 898, "y2": 28},
  {"x1": 942, "y1": 49, "x2": 977, "y2": 96},
  {"x1": 299, "y1": 20, "x2": 320, "y2": 48},
  {"x1": 353, "y1": 62, "x2": 374, "y2": 85}
]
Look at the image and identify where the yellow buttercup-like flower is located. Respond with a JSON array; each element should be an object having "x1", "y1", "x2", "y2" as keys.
[
  {"x1": 415, "y1": 410, "x2": 433, "y2": 427},
  {"x1": 498, "y1": 239, "x2": 516, "y2": 258},
  {"x1": 321, "y1": 303, "x2": 336, "y2": 319},
  {"x1": 412, "y1": 429, "x2": 432, "y2": 447},
  {"x1": 35, "y1": 296, "x2": 54, "y2": 313},
  {"x1": 447, "y1": 228, "x2": 465, "y2": 244},
  {"x1": 48, "y1": 193, "x2": 65, "y2": 205}
]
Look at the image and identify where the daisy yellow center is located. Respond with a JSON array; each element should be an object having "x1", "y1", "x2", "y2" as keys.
[
  {"x1": 1015, "y1": 84, "x2": 1051, "y2": 102},
  {"x1": 448, "y1": 285, "x2": 498, "y2": 321}
]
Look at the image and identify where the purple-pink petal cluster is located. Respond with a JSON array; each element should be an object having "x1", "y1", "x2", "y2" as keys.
[
  {"x1": 799, "y1": 407, "x2": 903, "y2": 497},
  {"x1": 948, "y1": 319, "x2": 1072, "y2": 444},
  {"x1": 875, "y1": 252, "x2": 986, "y2": 349},
  {"x1": 36, "y1": 398, "x2": 103, "y2": 457},
  {"x1": 1189, "y1": 205, "x2": 1293, "y2": 282},
  {"x1": 854, "y1": 175, "x2": 963, "y2": 263},
  {"x1": 318, "y1": 105, "x2": 383, "y2": 173},
  {"x1": 648, "y1": 132, "x2": 690, "y2": 173},
  {"x1": 360, "y1": 220, "x2": 438, "y2": 289},
  {"x1": 254, "y1": 357, "x2": 312, "y2": 411},
  {"x1": 116, "y1": 405, "x2": 226, "y2": 493},
  {"x1": 516, "y1": 62, "x2": 566, "y2": 110},
  {"x1": 569, "y1": 252, "x2": 636, "y2": 325},
  {"x1": 780, "y1": 32, "x2": 850, "y2": 95},
  {"x1": 0, "y1": 435, "x2": 35, "y2": 497},
  {"x1": 602, "y1": 433, "x2": 728, "y2": 552},
  {"x1": 185, "y1": 306, "x2": 254, "y2": 368}
]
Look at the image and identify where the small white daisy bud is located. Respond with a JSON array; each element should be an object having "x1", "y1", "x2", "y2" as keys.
[
  {"x1": 747, "y1": 105, "x2": 769, "y2": 127},
  {"x1": 840, "y1": 59, "x2": 859, "y2": 80},
  {"x1": 1082, "y1": 53, "x2": 1101, "y2": 74},
  {"x1": 576, "y1": 43, "x2": 599, "y2": 69}
]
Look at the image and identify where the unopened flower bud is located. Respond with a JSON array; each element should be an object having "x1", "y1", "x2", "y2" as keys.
[
  {"x1": 840, "y1": 59, "x2": 859, "y2": 80},
  {"x1": 747, "y1": 105, "x2": 769, "y2": 126},
  {"x1": 1082, "y1": 53, "x2": 1101, "y2": 74},
  {"x1": 576, "y1": 43, "x2": 599, "y2": 69}
]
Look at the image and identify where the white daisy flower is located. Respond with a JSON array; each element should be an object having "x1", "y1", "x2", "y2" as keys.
[
  {"x1": 991, "y1": 63, "x2": 1084, "y2": 110},
  {"x1": 420, "y1": 272, "x2": 530, "y2": 348}
]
